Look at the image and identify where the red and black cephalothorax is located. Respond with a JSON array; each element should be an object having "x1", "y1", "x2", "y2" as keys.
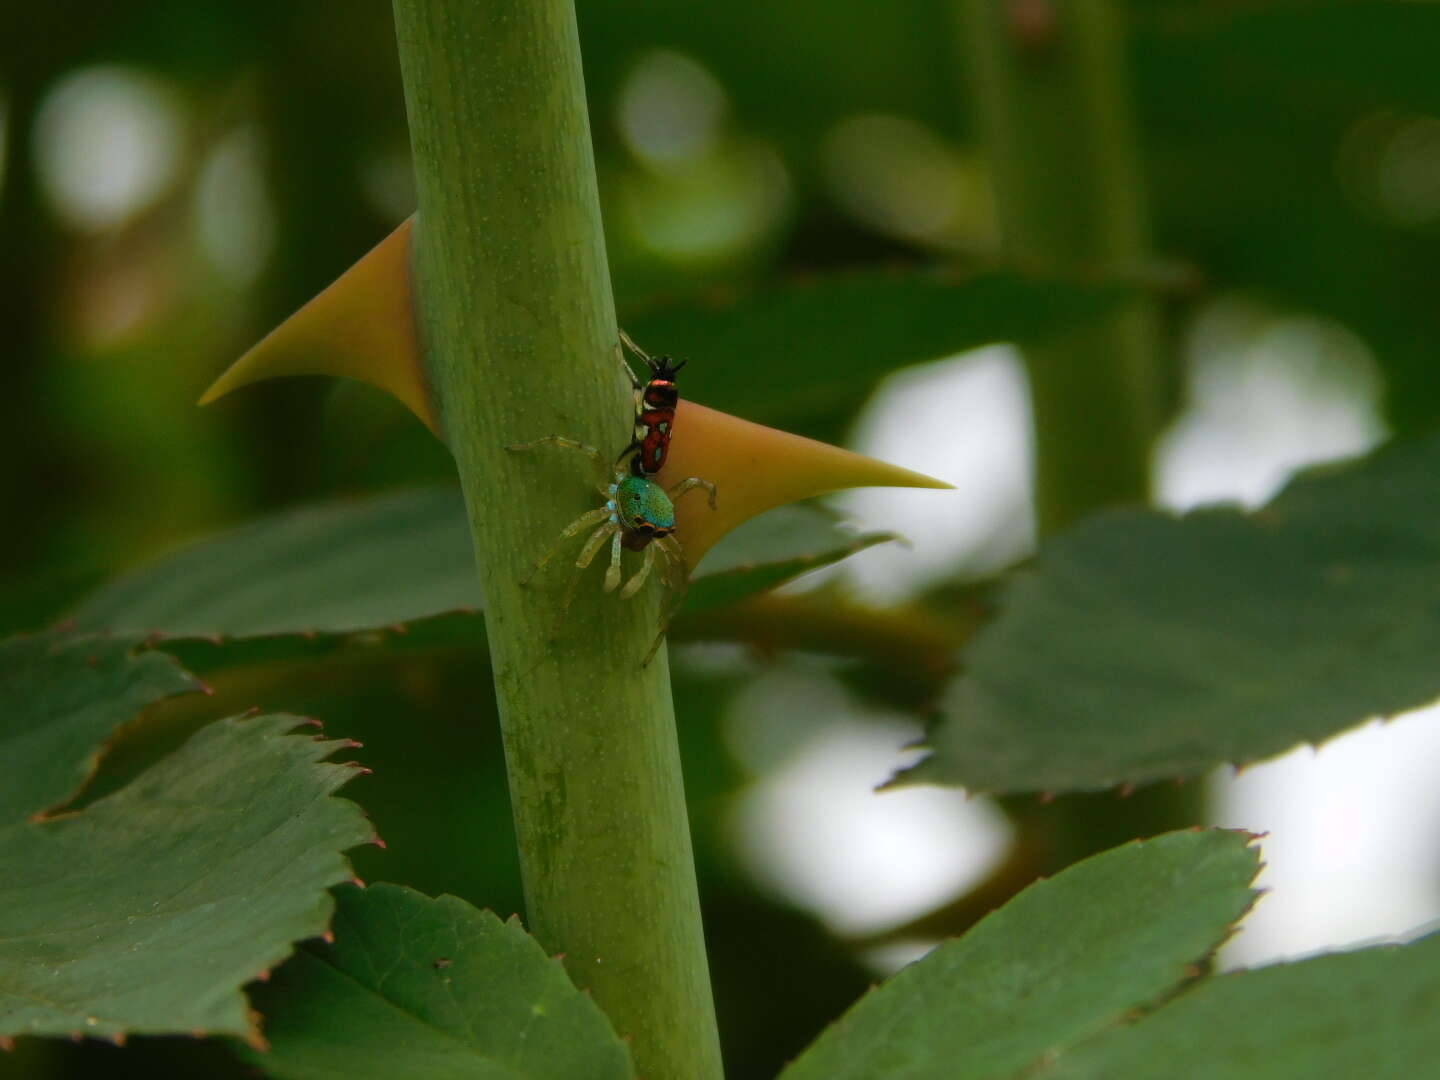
[{"x1": 618, "y1": 329, "x2": 686, "y2": 477}]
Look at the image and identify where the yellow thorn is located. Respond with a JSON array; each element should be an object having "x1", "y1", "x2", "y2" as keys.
[
  {"x1": 199, "y1": 218, "x2": 440, "y2": 437},
  {"x1": 660, "y1": 400, "x2": 952, "y2": 570}
]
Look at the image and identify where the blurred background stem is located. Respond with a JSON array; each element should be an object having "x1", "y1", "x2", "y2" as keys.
[
  {"x1": 958, "y1": 0, "x2": 1199, "y2": 865},
  {"x1": 390, "y1": 2, "x2": 724, "y2": 1076},
  {"x1": 960, "y1": 0, "x2": 1160, "y2": 530}
]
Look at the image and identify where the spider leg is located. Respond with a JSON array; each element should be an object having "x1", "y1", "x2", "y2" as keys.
[
  {"x1": 575, "y1": 519, "x2": 616, "y2": 570},
  {"x1": 656, "y1": 535, "x2": 690, "y2": 602},
  {"x1": 620, "y1": 543, "x2": 657, "y2": 599},
  {"x1": 614, "y1": 339, "x2": 643, "y2": 391},
  {"x1": 521, "y1": 506, "x2": 611, "y2": 584},
  {"x1": 602, "y1": 527, "x2": 624, "y2": 593},
  {"x1": 618, "y1": 327, "x2": 655, "y2": 369},
  {"x1": 642, "y1": 535, "x2": 691, "y2": 666},
  {"x1": 667, "y1": 477, "x2": 718, "y2": 510},
  {"x1": 550, "y1": 521, "x2": 617, "y2": 638},
  {"x1": 507, "y1": 436, "x2": 609, "y2": 486},
  {"x1": 653, "y1": 544, "x2": 673, "y2": 589}
]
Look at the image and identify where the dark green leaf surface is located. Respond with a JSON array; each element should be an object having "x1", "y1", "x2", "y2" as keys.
[
  {"x1": 72, "y1": 489, "x2": 482, "y2": 639},
  {"x1": 1039, "y1": 932, "x2": 1440, "y2": 1080},
  {"x1": 70, "y1": 491, "x2": 880, "y2": 643},
  {"x1": 251, "y1": 883, "x2": 634, "y2": 1080},
  {"x1": 1142, "y1": 3, "x2": 1440, "y2": 117},
  {"x1": 0, "y1": 713, "x2": 372, "y2": 1043},
  {"x1": 626, "y1": 268, "x2": 1126, "y2": 436},
  {"x1": 682, "y1": 506, "x2": 895, "y2": 615},
  {"x1": 0, "y1": 632, "x2": 200, "y2": 823},
  {"x1": 779, "y1": 829, "x2": 1259, "y2": 1080},
  {"x1": 907, "y1": 436, "x2": 1440, "y2": 794}
]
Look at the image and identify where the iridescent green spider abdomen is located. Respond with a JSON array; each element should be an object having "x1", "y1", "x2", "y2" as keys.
[{"x1": 615, "y1": 473, "x2": 676, "y2": 547}]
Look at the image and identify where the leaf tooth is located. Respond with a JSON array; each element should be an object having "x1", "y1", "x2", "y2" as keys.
[
  {"x1": 321, "y1": 930, "x2": 336, "y2": 945},
  {"x1": 340, "y1": 762, "x2": 374, "y2": 776},
  {"x1": 243, "y1": 1023, "x2": 269, "y2": 1053},
  {"x1": 370, "y1": 834, "x2": 388, "y2": 849},
  {"x1": 1038, "y1": 791, "x2": 1056, "y2": 804},
  {"x1": 1117, "y1": 783, "x2": 1135, "y2": 797},
  {"x1": 0, "y1": 1036, "x2": 13, "y2": 1051},
  {"x1": 350, "y1": 875, "x2": 366, "y2": 888}
]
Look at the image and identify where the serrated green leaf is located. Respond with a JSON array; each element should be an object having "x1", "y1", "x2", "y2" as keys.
[
  {"x1": 0, "y1": 632, "x2": 200, "y2": 824},
  {"x1": 779, "y1": 829, "x2": 1260, "y2": 1080},
  {"x1": 626, "y1": 268, "x2": 1126, "y2": 437},
  {"x1": 906, "y1": 435, "x2": 1440, "y2": 794},
  {"x1": 1038, "y1": 932, "x2": 1440, "y2": 1080},
  {"x1": 250, "y1": 883, "x2": 634, "y2": 1080},
  {"x1": 70, "y1": 490, "x2": 882, "y2": 647},
  {"x1": 0, "y1": 713, "x2": 372, "y2": 1044}
]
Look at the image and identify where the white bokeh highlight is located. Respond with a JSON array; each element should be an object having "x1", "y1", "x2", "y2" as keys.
[
  {"x1": 730, "y1": 706, "x2": 1012, "y2": 937},
  {"x1": 35, "y1": 66, "x2": 184, "y2": 231},
  {"x1": 1214, "y1": 709, "x2": 1440, "y2": 966},
  {"x1": 839, "y1": 345, "x2": 1034, "y2": 601},
  {"x1": 1156, "y1": 299, "x2": 1385, "y2": 511}
]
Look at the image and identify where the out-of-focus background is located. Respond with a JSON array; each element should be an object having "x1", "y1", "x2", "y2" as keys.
[{"x1": 6, "y1": 2, "x2": 1440, "y2": 1077}]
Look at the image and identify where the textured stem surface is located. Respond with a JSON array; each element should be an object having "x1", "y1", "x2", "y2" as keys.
[{"x1": 391, "y1": 3, "x2": 724, "y2": 1076}]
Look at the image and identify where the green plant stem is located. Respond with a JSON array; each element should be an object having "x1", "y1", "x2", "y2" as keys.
[
  {"x1": 959, "y1": 0, "x2": 1160, "y2": 533},
  {"x1": 390, "y1": 3, "x2": 724, "y2": 1077},
  {"x1": 958, "y1": 1, "x2": 1200, "y2": 852}
]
